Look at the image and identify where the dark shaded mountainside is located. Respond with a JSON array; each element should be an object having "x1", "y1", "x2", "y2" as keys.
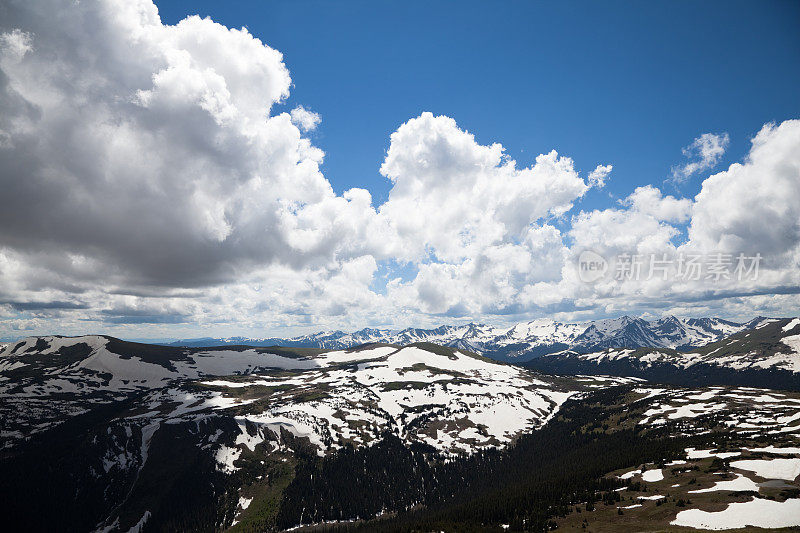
[
  {"x1": 0, "y1": 387, "x2": 717, "y2": 532},
  {"x1": 1, "y1": 320, "x2": 800, "y2": 532},
  {"x1": 527, "y1": 317, "x2": 800, "y2": 391},
  {"x1": 0, "y1": 387, "x2": 668, "y2": 531}
]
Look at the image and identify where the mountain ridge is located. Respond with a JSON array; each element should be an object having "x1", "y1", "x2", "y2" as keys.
[
  {"x1": 527, "y1": 317, "x2": 800, "y2": 390},
  {"x1": 3, "y1": 322, "x2": 800, "y2": 531},
  {"x1": 160, "y1": 315, "x2": 779, "y2": 362}
]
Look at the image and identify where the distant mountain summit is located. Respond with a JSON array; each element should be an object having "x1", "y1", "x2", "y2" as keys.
[
  {"x1": 527, "y1": 317, "x2": 800, "y2": 390},
  {"x1": 167, "y1": 315, "x2": 778, "y2": 362}
]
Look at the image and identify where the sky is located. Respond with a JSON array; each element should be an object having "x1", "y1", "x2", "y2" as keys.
[
  {"x1": 155, "y1": 0, "x2": 800, "y2": 207},
  {"x1": 0, "y1": 0, "x2": 799, "y2": 340}
]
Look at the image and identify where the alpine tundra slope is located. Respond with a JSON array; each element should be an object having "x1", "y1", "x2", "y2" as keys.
[{"x1": 1, "y1": 320, "x2": 799, "y2": 532}]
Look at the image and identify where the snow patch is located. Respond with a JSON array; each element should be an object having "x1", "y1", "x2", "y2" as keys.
[
  {"x1": 671, "y1": 498, "x2": 800, "y2": 530},
  {"x1": 642, "y1": 469, "x2": 664, "y2": 482},
  {"x1": 688, "y1": 473, "x2": 760, "y2": 493},
  {"x1": 730, "y1": 458, "x2": 800, "y2": 481}
]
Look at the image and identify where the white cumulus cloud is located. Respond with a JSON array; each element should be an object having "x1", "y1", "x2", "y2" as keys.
[
  {"x1": 378, "y1": 112, "x2": 590, "y2": 263},
  {"x1": 0, "y1": 0, "x2": 374, "y2": 292},
  {"x1": 0, "y1": 0, "x2": 798, "y2": 338},
  {"x1": 687, "y1": 120, "x2": 800, "y2": 263},
  {"x1": 290, "y1": 105, "x2": 321, "y2": 132},
  {"x1": 670, "y1": 132, "x2": 730, "y2": 184},
  {"x1": 588, "y1": 164, "x2": 612, "y2": 188}
]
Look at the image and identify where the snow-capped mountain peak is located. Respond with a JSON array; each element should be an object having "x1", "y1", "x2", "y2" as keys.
[{"x1": 158, "y1": 315, "x2": 776, "y2": 362}]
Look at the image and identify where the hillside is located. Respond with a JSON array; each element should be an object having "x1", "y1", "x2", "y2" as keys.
[
  {"x1": 528, "y1": 317, "x2": 800, "y2": 390},
  {"x1": 2, "y1": 333, "x2": 800, "y2": 531}
]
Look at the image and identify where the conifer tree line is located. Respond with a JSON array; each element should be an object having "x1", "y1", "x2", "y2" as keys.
[{"x1": 276, "y1": 386, "x2": 718, "y2": 531}]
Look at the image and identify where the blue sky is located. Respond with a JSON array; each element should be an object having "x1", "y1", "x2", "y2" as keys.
[
  {"x1": 1, "y1": 0, "x2": 799, "y2": 340},
  {"x1": 156, "y1": 0, "x2": 800, "y2": 209}
]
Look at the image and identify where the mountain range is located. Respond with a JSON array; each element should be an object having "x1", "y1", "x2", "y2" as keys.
[
  {"x1": 0, "y1": 335, "x2": 632, "y2": 531},
  {"x1": 529, "y1": 316, "x2": 800, "y2": 390},
  {"x1": 166, "y1": 315, "x2": 773, "y2": 362},
  {"x1": 2, "y1": 317, "x2": 800, "y2": 531}
]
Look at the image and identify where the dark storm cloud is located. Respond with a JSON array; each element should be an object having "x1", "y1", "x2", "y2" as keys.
[{"x1": 3, "y1": 300, "x2": 89, "y2": 311}]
